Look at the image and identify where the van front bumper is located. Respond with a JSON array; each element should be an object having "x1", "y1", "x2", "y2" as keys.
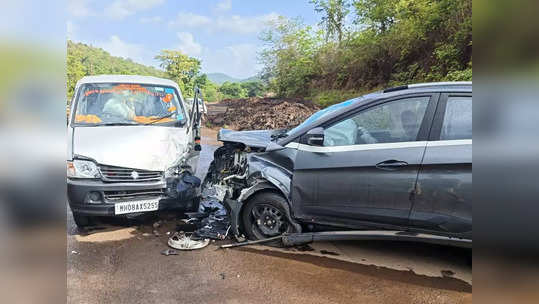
[{"x1": 67, "y1": 178, "x2": 198, "y2": 216}]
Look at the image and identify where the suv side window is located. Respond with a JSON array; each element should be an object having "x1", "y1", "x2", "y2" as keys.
[
  {"x1": 323, "y1": 96, "x2": 429, "y2": 146},
  {"x1": 440, "y1": 96, "x2": 472, "y2": 140}
]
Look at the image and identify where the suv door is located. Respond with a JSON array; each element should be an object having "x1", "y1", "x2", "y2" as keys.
[
  {"x1": 291, "y1": 94, "x2": 438, "y2": 228},
  {"x1": 409, "y1": 93, "x2": 472, "y2": 238}
]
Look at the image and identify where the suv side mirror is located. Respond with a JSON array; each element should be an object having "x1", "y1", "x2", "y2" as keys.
[{"x1": 303, "y1": 127, "x2": 325, "y2": 146}]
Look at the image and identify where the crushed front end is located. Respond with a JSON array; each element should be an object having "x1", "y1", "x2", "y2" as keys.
[
  {"x1": 67, "y1": 160, "x2": 201, "y2": 217},
  {"x1": 194, "y1": 128, "x2": 300, "y2": 240}
]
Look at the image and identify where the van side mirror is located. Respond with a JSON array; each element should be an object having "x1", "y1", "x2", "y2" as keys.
[{"x1": 303, "y1": 127, "x2": 325, "y2": 146}]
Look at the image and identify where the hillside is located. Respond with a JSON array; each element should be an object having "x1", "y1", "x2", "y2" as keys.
[
  {"x1": 67, "y1": 40, "x2": 166, "y2": 99},
  {"x1": 207, "y1": 72, "x2": 260, "y2": 85}
]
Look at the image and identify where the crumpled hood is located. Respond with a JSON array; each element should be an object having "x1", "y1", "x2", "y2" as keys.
[
  {"x1": 218, "y1": 129, "x2": 278, "y2": 149},
  {"x1": 72, "y1": 126, "x2": 189, "y2": 171}
]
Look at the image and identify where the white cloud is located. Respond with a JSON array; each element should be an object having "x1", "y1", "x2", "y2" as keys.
[
  {"x1": 169, "y1": 11, "x2": 279, "y2": 34},
  {"x1": 168, "y1": 12, "x2": 211, "y2": 28},
  {"x1": 140, "y1": 16, "x2": 162, "y2": 24},
  {"x1": 67, "y1": 21, "x2": 77, "y2": 39},
  {"x1": 215, "y1": 12, "x2": 279, "y2": 34},
  {"x1": 98, "y1": 35, "x2": 145, "y2": 62},
  {"x1": 176, "y1": 32, "x2": 202, "y2": 56},
  {"x1": 105, "y1": 0, "x2": 165, "y2": 20},
  {"x1": 215, "y1": 0, "x2": 232, "y2": 12},
  {"x1": 202, "y1": 43, "x2": 260, "y2": 79},
  {"x1": 68, "y1": 0, "x2": 94, "y2": 17}
]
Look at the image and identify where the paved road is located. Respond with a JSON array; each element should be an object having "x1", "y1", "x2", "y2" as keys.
[{"x1": 67, "y1": 128, "x2": 472, "y2": 304}]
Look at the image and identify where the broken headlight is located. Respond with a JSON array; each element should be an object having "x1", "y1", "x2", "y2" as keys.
[
  {"x1": 67, "y1": 160, "x2": 101, "y2": 179},
  {"x1": 165, "y1": 166, "x2": 179, "y2": 178}
]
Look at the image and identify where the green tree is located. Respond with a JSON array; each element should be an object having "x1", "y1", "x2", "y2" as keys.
[
  {"x1": 259, "y1": 0, "x2": 472, "y2": 106},
  {"x1": 155, "y1": 50, "x2": 201, "y2": 97},
  {"x1": 259, "y1": 17, "x2": 323, "y2": 97},
  {"x1": 218, "y1": 82, "x2": 248, "y2": 99},
  {"x1": 240, "y1": 81, "x2": 265, "y2": 97},
  {"x1": 66, "y1": 40, "x2": 166, "y2": 100},
  {"x1": 311, "y1": 0, "x2": 351, "y2": 42},
  {"x1": 353, "y1": 0, "x2": 396, "y2": 33}
]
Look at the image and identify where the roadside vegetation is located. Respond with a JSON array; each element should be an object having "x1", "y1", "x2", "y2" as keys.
[
  {"x1": 67, "y1": 0, "x2": 471, "y2": 108},
  {"x1": 67, "y1": 41, "x2": 265, "y2": 103},
  {"x1": 260, "y1": 0, "x2": 472, "y2": 106}
]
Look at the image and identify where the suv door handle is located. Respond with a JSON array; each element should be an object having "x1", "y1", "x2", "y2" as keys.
[{"x1": 375, "y1": 159, "x2": 409, "y2": 170}]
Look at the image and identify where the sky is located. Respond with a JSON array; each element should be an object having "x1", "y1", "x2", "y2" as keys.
[{"x1": 67, "y1": 0, "x2": 320, "y2": 79}]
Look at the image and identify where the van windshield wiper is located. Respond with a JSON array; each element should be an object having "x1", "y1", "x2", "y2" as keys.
[
  {"x1": 145, "y1": 112, "x2": 176, "y2": 125},
  {"x1": 92, "y1": 122, "x2": 138, "y2": 126}
]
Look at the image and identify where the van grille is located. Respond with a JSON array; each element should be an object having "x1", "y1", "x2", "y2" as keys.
[
  {"x1": 99, "y1": 164, "x2": 163, "y2": 182},
  {"x1": 103, "y1": 189, "x2": 164, "y2": 201}
]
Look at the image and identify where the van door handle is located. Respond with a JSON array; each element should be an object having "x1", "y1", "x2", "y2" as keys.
[{"x1": 375, "y1": 159, "x2": 408, "y2": 170}]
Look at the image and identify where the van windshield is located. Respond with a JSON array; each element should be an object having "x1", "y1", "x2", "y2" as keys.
[{"x1": 72, "y1": 83, "x2": 185, "y2": 126}]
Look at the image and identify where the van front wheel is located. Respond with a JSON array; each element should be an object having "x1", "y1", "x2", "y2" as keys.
[{"x1": 72, "y1": 212, "x2": 93, "y2": 228}]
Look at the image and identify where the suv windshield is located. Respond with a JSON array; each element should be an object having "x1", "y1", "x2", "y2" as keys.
[
  {"x1": 72, "y1": 83, "x2": 186, "y2": 126},
  {"x1": 286, "y1": 92, "x2": 381, "y2": 136}
]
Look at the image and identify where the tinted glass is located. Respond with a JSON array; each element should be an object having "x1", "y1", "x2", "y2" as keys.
[
  {"x1": 323, "y1": 96, "x2": 429, "y2": 146},
  {"x1": 441, "y1": 96, "x2": 472, "y2": 140}
]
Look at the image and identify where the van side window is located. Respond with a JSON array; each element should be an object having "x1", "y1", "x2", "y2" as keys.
[
  {"x1": 441, "y1": 96, "x2": 472, "y2": 140},
  {"x1": 323, "y1": 96, "x2": 429, "y2": 146}
]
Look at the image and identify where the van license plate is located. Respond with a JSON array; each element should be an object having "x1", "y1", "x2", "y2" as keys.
[{"x1": 115, "y1": 199, "x2": 159, "y2": 215}]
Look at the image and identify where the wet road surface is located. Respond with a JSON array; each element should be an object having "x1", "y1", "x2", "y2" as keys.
[{"x1": 67, "y1": 128, "x2": 472, "y2": 304}]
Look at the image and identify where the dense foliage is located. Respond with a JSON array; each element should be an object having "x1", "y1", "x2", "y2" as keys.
[
  {"x1": 67, "y1": 40, "x2": 165, "y2": 99},
  {"x1": 67, "y1": 40, "x2": 264, "y2": 102},
  {"x1": 260, "y1": 0, "x2": 472, "y2": 106},
  {"x1": 218, "y1": 81, "x2": 266, "y2": 99}
]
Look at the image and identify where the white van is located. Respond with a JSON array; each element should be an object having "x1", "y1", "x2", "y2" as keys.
[{"x1": 67, "y1": 75, "x2": 203, "y2": 227}]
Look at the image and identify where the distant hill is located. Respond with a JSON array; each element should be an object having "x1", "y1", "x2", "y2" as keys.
[
  {"x1": 67, "y1": 40, "x2": 166, "y2": 98},
  {"x1": 207, "y1": 72, "x2": 260, "y2": 84}
]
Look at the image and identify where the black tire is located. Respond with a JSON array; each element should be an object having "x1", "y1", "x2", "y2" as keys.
[
  {"x1": 72, "y1": 212, "x2": 93, "y2": 228},
  {"x1": 242, "y1": 192, "x2": 298, "y2": 245}
]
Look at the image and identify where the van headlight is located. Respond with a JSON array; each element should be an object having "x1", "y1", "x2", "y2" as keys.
[{"x1": 67, "y1": 160, "x2": 101, "y2": 179}]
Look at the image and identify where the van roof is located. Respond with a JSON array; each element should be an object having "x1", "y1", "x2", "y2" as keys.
[{"x1": 76, "y1": 75, "x2": 178, "y2": 88}]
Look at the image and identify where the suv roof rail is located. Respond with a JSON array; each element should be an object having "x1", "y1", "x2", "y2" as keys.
[
  {"x1": 408, "y1": 81, "x2": 472, "y2": 88},
  {"x1": 383, "y1": 85, "x2": 408, "y2": 93},
  {"x1": 383, "y1": 81, "x2": 472, "y2": 93}
]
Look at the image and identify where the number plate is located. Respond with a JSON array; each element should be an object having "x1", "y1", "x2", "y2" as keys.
[{"x1": 114, "y1": 199, "x2": 159, "y2": 215}]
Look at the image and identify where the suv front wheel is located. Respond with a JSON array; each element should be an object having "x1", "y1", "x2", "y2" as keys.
[{"x1": 242, "y1": 192, "x2": 298, "y2": 243}]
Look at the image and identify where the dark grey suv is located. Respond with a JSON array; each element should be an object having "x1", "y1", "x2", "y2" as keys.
[{"x1": 205, "y1": 82, "x2": 472, "y2": 247}]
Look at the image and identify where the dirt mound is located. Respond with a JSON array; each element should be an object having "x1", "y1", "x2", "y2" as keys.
[{"x1": 207, "y1": 97, "x2": 319, "y2": 130}]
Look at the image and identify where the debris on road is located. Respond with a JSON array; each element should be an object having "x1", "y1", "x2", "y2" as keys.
[
  {"x1": 207, "y1": 97, "x2": 319, "y2": 130},
  {"x1": 167, "y1": 232, "x2": 210, "y2": 250},
  {"x1": 153, "y1": 221, "x2": 162, "y2": 229},
  {"x1": 161, "y1": 248, "x2": 179, "y2": 256},
  {"x1": 219, "y1": 235, "x2": 285, "y2": 249}
]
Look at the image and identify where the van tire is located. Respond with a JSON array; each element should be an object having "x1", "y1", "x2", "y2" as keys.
[{"x1": 72, "y1": 213, "x2": 92, "y2": 228}]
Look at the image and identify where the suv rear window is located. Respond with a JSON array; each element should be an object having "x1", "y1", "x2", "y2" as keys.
[{"x1": 441, "y1": 96, "x2": 472, "y2": 140}]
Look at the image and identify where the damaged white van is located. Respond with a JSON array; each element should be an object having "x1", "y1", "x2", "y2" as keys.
[{"x1": 67, "y1": 75, "x2": 203, "y2": 227}]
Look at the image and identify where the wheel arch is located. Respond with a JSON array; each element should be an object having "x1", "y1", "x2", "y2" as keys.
[{"x1": 237, "y1": 180, "x2": 301, "y2": 235}]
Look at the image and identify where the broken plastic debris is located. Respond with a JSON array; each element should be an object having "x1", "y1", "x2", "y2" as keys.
[
  {"x1": 161, "y1": 249, "x2": 178, "y2": 256},
  {"x1": 167, "y1": 232, "x2": 210, "y2": 250}
]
